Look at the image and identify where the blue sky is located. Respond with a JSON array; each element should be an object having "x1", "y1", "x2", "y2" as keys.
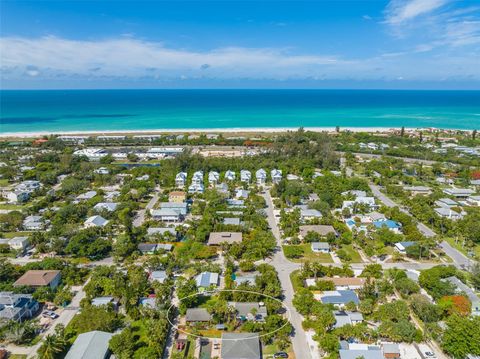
[{"x1": 1, "y1": 0, "x2": 479, "y2": 89}]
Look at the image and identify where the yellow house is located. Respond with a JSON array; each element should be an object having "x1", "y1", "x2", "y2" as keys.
[{"x1": 169, "y1": 191, "x2": 186, "y2": 203}]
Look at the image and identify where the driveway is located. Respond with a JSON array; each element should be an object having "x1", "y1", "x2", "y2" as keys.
[{"x1": 133, "y1": 188, "x2": 160, "y2": 227}]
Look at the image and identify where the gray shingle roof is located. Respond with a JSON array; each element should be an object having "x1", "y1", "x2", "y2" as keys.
[{"x1": 221, "y1": 332, "x2": 261, "y2": 359}]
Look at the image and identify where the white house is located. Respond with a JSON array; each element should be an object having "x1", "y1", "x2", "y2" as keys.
[
  {"x1": 311, "y1": 242, "x2": 330, "y2": 253},
  {"x1": 188, "y1": 183, "x2": 204, "y2": 194},
  {"x1": 191, "y1": 171, "x2": 204, "y2": 185},
  {"x1": 240, "y1": 170, "x2": 251, "y2": 183},
  {"x1": 76, "y1": 191, "x2": 97, "y2": 201},
  {"x1": 256, "y1": 169, "x2": 267, "y2": 185},
  {"x1": 73, "y1": 148, "x2": 108, "y2": 161},
  {"x1": 94, "y1": 202, "x2": 118, "y2": 212},
  {"x1": 7, "y1": 190, "x2": 30, "y2": 204},
  {"x1": 84, "y1": 215, "x2": 109, "y2": 228},
  {"x1": 467, "y1": 195, "x2": 480, "y2": 206},
  {"x1": 225, "y1": 170, "x2": 236, "y2": 181},
  {"x1": 175, "y1": 172, "x2": 187, "y2": 188},
  {"x1": 208, "y1": 171, "x2": 220, "y2": 185},
  {"x1": 8, "y1": 237, "x2": 29, "y2": 252},
  {"x1": 23, "y1": 215, "x2": 44, "y2": 231},
  {"x1": 94, "y1": 167, "x2": 109, "y2": 175},
  {"x1": 271, "y1": 169, "x2": 282, "y2": 184},
  {"x1": 443, "y1": 188, "x2": 475, "y2": 199},
  {"x1": 434, "y1": 207, "x2": 465, "y2": 220}
]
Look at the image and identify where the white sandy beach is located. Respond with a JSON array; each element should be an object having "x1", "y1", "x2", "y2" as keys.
[{"x1": 0, "y1": 126, "x2": 457, "y2": 139}]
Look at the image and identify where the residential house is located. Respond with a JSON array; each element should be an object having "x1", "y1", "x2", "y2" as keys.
[
  {"x1": 443, "y1": 188, "x2": 475, "y2": 199},
  {"x1": 240, "y1": 170, "x2": 252, "y2": 183},
  {"x1": 188, "y1": 183, "x2": 204, "y2": 194},
  {"x1": 208, "y1": 171, "x2": 220, "y2": 185},
  {"x1": 296, "y1": 205, "x2": 322, "y2": 221},
  {"x1": 138, "y1": 243, "x2": 173, "y2": 254},
  {"x1": 14, "y1": 270, "x2": 61, "y2": 289},
  {"x1": 287, "y1": 174, "x2": 300, "y2": 181},
  {"x1": 229, "y1": 302, "x2": 268, "y2": 322},
  {"x1": 383, "y1": 343, "x2": 401, "y2": 359},
  {"x1": 6, "y1": 190, "x2": 30, "y2": 204},
  {"x1": 311, "y1": 242, "x2": 331, "y2": 253},
  {"x1": 435, "y1": 198, "x2": 459, "y2": 208},
  {"x1": 373, "y1": 219, "x2": 402, "y2": 234},
  {"x1": 317, "y1": 290, "x2": 360, "y2": 307},
  {"x1": 333, "y1": 310, "x2": 364, "y2": 328},
  {"x1": 186, "y1": 308, "x2": 211, "y2": 323},
  {"x1": 442, "y1": 276, "x2": 480, "y2": 316},
  {"x1": 394, "y1": 241, "x2": 416, "y2": 254},
  {"x1": 195, "y1": 272, "x2": 219, "y2": 289},
  {"x1": 467, "y1": 195, "x2": 480, "y2": 206},
  {"x1": 234, "y1": 273, "x2": 258, "y2": 286},
  {"x1": 255, "y1": 169, "x2": 267, "y2": 185},
  {"x1": 434, "y1": 207, "x2": 465, "y2": 220},
  {"x1": 342, "y1": 196, "x2": 378, "y2": 211},
  {"x1": 76, "y1": 190, "x2": 98, "y2": 201},
  {"x1": 149, "y1": 270, "x2": 167, "y2": 283},
  {"x1": 339, "y1": 345, "x2": 383, "y2": 359},
  {"x1": 65, "y1": 331, "x2": 113, "y2": 359},
  {"x1": 84, "y1": 215, "x2": 109, "y2": 228},
  {"x1": 299, "y1": 225, "x2": 336, "y2": 238},
  {"x1": 191, "y1": 171, "x2": 204, "y2": 185},
  {"x1": 271, "y1": 169, "x2": 282, "y2": 184},
  {"x1": 306, "y1": 277, "x2": 366, "y2": 290},
  {"x1": 92, "y1": 297, "x2": 118, "y2": 310},
  {"x1": 221, "y1": 333, "x2": 261, "y2": 359},
  {"x1": 23, "y1": 215, "x2": 44, "y2": 231},
  {"x1": 168, "y1": 191, "x2": 186, "y2": 203},
  {"x1": 94, "y1": 202, "x2": 118, "y2": 212},
  {"x1": 225, "y1": 170, "x2": 236, "y2": 181},
  {"x1": 235, "y1": 188, "x2": 250, "y2": 199},
  {"x1": 8, "y1": 237, "x2": 29, "y2": 252},
  {"x1": 0, "y1": 292, "x2": 39, "y2": 322},
  {"x1": 94, "y1": 167, "x2": 109, "y2": 175},
  {"x1": 226, "y1": 199, "x2": 245, "y2": 208},
  {"x1": 223, "y1": 217, "x2": 241, "y2": 226},
  {"x1": 403, "y1": 186, "x2": 432, "y2": 196},
  {"x1": 147, "y1": 227, "x2": 177, "y2": 238},
  {"x1": 207, "y1": 232, "x2": 242, "y2": 246},
  {"x1": 17, "y1": 180, "x2": 41, "y2": 192},
  {"x1": 175, "y1": 172, "x2": 187, "y2": 188},
  {"x1": 151, "y1": 202, "x2": 188, "y2": 222}
]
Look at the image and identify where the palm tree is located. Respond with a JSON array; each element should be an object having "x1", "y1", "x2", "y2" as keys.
[{"x1": 37, "y1": 333, "x2": 65, "y2": 359}]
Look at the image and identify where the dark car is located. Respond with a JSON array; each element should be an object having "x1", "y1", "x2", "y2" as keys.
[{"x1": 274, "y1": 352, "x2": 288, "y2": 358}]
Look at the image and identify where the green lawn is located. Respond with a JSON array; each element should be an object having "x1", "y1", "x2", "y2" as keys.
[
  {"x1": 338, "y1": 244, "x2": 363, "y2": 263},
  {"x1": 0, "y1": 203, "x2": 27, "y2": 210},
  {"x1": 283, "y1": 244, "x2": 333, "y2": 263},
  {"x1": 1, "y1": 231, "x2": 32, "y2": 238}
]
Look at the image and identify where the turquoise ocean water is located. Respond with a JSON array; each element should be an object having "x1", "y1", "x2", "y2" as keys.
[{"x1": 1, "y1": 90, "x2": 480, "y2": 133}]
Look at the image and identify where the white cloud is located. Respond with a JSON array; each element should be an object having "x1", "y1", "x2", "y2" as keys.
[
  {"x1": 0, "y1": 35, "x2": 479, "y2": 84},
  {"x1": 384, "y1": 0, "x2": 448, "y2": 24},
  {"x1": 0, "y1": 36, "x2": 345, "y2": 79}
]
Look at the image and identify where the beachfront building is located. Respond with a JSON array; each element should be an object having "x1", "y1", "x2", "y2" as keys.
[
  {"x1": 271, "y1": 169, "x2": 282, "y2": 184},
  {"x1": 175, "y1": 172, "x2": 187, "y2": 188},
  {"x1": 73, "y1": 148, "x2": 108, "y2": 161},
  {"x1": 240, "y1": 170, "x2": 252, "y2": 183},
  {"x1": 208, "y1": 171, "x2": 220, "y2": 185},
  {"x1": 255, "y1": 169, "x2": 267, "y2": 185},
  {"x1": 225, "y1": 170, "x2": 236, "y2": 181}
]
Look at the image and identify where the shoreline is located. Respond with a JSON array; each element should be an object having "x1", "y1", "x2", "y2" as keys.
[{"x1": 0, "y1": 126, "x2": 472, "y2": 139}]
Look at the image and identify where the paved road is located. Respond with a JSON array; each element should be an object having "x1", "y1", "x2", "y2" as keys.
[
  {"x1": 368, "y1": 183, "x2": 478, "y2": 268},
  {"x1": 262, "y1": 190, "x2": 312, "y2": 359},
  {"x1": 439, "y1": 241, "x2": 473, "y2": 268},
  {"x1": 133, "y1": 188, "x2": 160, "y2": 227},
  {"x1": 369, "y1": 183, "x2": 436, "y2": 238}
]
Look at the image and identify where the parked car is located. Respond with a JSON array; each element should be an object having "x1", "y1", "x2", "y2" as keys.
[{"x1": 274, "y1": 352, "x2": 288, "y2": 358}]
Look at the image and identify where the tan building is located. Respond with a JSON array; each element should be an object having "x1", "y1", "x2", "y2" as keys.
[
  {"x1": 14, "y1": 270, "x2": 62, "y2": 289},
  {"x1": 168, "y1": 191, "x2": 186, "y2": 203},
  {"x1": 207, "y1": 232, "x2": 243, "y2": 246}
]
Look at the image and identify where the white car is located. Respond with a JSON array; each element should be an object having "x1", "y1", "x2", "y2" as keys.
[{"x1": 418, "y1": 344, "x2": 437, "y2": 359}]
